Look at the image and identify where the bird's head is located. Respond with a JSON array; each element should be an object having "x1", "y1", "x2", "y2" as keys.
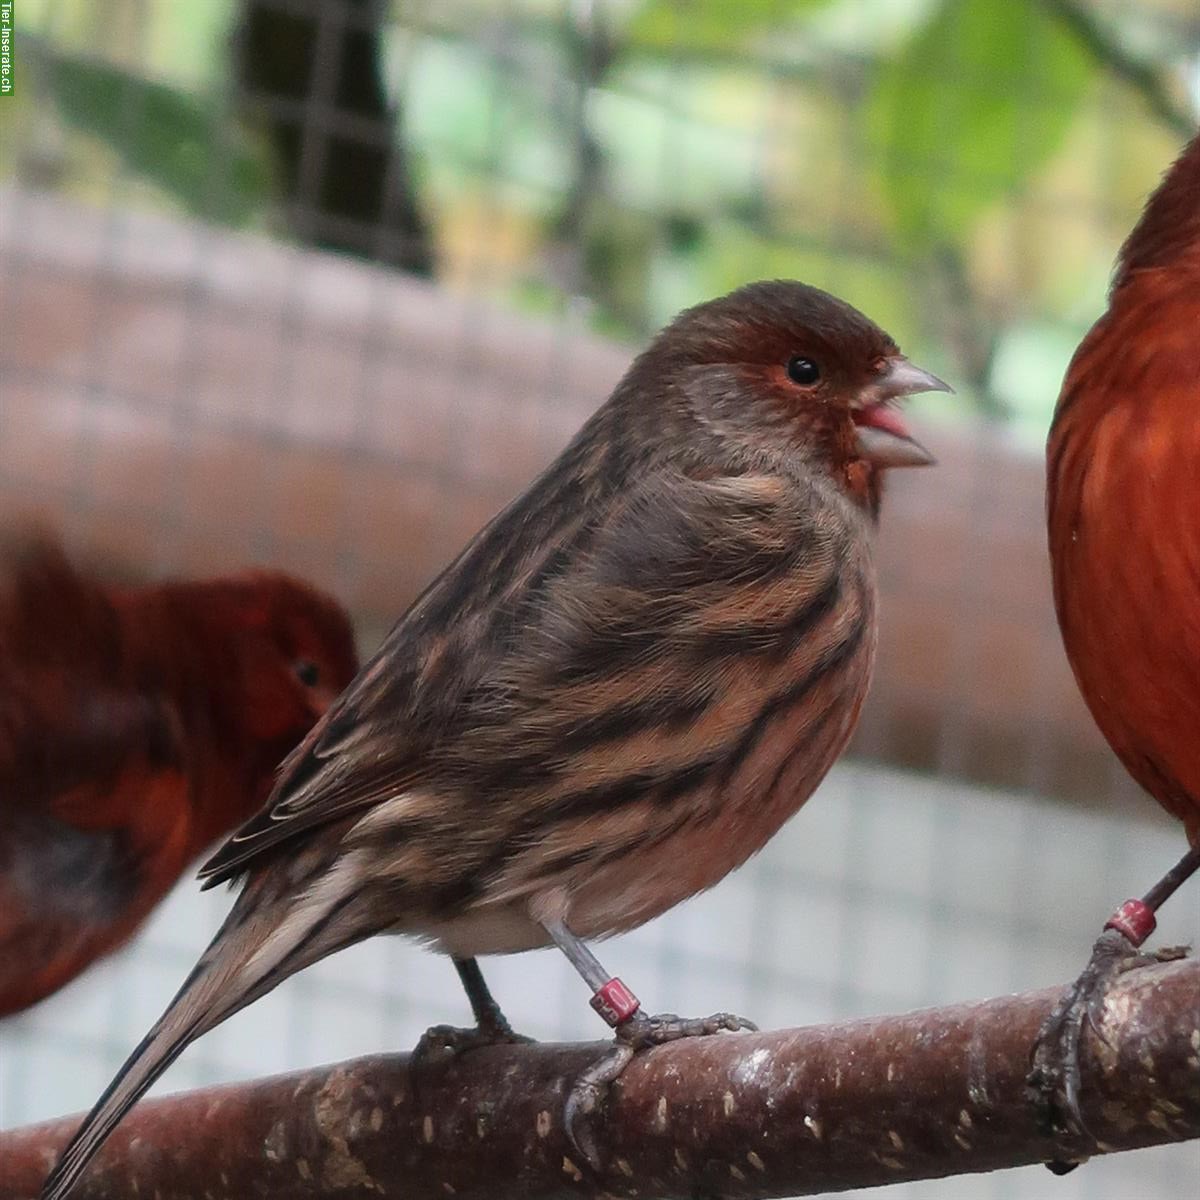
[
  {"x1": 1112, "y1": 132, "x2": 1200, "y2": 294},
  {"x1": 636, "y1": 280, "x2": 949, "y2": 514},
  {"x1": 213, "y1": 573, "x2": 360, "y2": 748}
]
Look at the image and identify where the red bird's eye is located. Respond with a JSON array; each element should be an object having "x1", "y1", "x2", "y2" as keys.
[
  {"x1": 293, "y1": 660, "x2": 320, "y2": 687},
  {"x1": 786, "y1": 356, "x2": 821, "y2": 386}
]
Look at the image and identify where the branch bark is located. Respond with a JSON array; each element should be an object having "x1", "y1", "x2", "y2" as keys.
[{"x1": 1, "y1": 959, "x2": 1196, "y2": 1199}]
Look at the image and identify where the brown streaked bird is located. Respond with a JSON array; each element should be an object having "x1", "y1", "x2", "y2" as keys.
[
  {"x1": 1033, "y1": 131, "x2": 1200, "y2": 1164},
  {"x1": 42, "y1": 280, "x2": 946, "y2": 1197},
  {"x1": 0, "y1": 532, "x2": 359, "y2": 1018}
]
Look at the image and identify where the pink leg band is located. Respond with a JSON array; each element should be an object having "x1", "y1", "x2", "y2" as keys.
[
  {"x1": 590, "y1": 977, "x2": 640, "y2": 1027},
  {"x1": 1104, "y1": 898, "x2": 1156, "y2": 947}
]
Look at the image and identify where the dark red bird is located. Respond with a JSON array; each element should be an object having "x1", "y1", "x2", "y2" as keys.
[
  {"x1": 1034, "y1": 131, "x2": 1200, "y2": 1158},
  {"x1": 0, "y1": 533, "x2": 359, "y2": 1017},
  {"x1": 42, "y1": 280, "x2": 946, "y2": 1197}
]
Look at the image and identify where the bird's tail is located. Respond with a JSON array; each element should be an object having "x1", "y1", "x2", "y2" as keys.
[
  {"x1": 39, "y1": 965, "x2": 222, "y2": 1200},
  {"x1": 41, "y1": 866, "x2": 361, "y2": 1200}
]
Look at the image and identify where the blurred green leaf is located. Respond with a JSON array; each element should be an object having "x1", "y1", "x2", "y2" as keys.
[
  {"x1": 39, "y1": 45, "x2": 269, "y2": 224},
  {"x1": 628, "y1": 0, "x2": 837, "y2": 54},
  {"x1": 407, "y1": 38, "x2": 571, "y2": 209},
  {"x1": 591, "y1": 65, "x2": 766, "y2": 214},
  {"x1": 865, "y1": 0, "x2": 1095, "y2": 250}
]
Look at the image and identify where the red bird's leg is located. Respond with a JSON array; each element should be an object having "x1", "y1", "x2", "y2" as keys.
[
  {"x1": 1140, "y1": 841, "x2": 1200, "y2": 913},
  {"x1": 413, "y1": 956, "x2": 533, "y2": 1060},
  {"x1": 1028, "y1": 843, "x2": 1200, "y2": 1172},
  {"x1": 545, "y1": 919, "x2": 756, "y2": 1168}
]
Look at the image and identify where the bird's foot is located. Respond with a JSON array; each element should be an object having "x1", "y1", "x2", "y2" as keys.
[
  {"x1": 616, "y1": 1009, "x2": 758, "y2": 1049},
  {"x1": 1027, "y1": 925, "x2": 1185, "y2": 1173},
  {"x1": 412, "y1": 1014, "x2": 534, "y2": 1066},
  {"x1": 565, "y1": 1010, "x2": 757, "y2": 1170},
  {"x1": 409, "y1": 1012, "x2": 535, "y2": 1111}
]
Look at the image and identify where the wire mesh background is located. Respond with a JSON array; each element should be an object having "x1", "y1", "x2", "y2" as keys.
[{"x1": 2, "y1": 2, "x2": 1199, "y2": 1198}]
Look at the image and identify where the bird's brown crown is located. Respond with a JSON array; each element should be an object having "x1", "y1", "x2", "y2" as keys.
[
  {"x1": 624, "y1": 280, "x2": 942, "y2": 514},
  {"x1": 658, "y1": 280, "x2": 900, "y2": 369}
]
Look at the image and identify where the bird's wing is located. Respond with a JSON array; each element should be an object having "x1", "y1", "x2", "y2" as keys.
[
  {"x1": 0, "y1": 694, "x2": 192, "y2": 1017},
  {"x1": 199, "y1": 462, "x2": 849, "y2": 887},
  {"x1": 0, "y1": 536, "x2": 200, "y2": 1014},
  {"x1": 0, "y1": 532, "x2": 189, "y2": 848},
  {"x1": 0, "y1": 813, "x2": 141, "y2": 1016}
]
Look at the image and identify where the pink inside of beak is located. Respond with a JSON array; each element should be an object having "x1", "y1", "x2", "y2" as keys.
[{"x1": 853, "y1": 403, "x2": 912, "y2": 440}]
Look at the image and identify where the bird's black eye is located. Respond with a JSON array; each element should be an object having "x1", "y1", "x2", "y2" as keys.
[
  {"x1": 293, "y1": 660, "x2": 320, "y2": 687},
  {"x1": 786, "y1": 356, "x2": 821, "y2": 386}
]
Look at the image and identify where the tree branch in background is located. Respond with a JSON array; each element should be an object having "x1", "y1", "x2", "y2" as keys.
[
  {"x1": 542, "y1": 3, "x2": 654, "y2": 335},
  {"x1": 930, "y1": 244, "x2": 1010, "y2": 421},
  {"x1": 1043, "y1": 0, "x2": 1196, "y2": 138},
  {"x1": 2, "y1": 958, "x2": 1196, "y2": 1199},
  {"x1": 234, "y1": 0, "x2": 436, "y2": 275}
]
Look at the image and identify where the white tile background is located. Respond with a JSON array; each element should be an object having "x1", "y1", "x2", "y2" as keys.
[{"x1": 2, "y1": 760, "x2": 1195, "y2": 1200}]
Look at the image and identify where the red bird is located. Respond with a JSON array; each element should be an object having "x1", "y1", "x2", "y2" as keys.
[
  {"x1": 1034, "y1": 131, "x2": 1200, "y2": 1156},
  {"x1": 0, "y1": 533, "x2": 359, "y2": 1017}
]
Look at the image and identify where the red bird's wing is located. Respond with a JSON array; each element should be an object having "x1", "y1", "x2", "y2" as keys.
[
  {"x1": 0, "y1": 534, "x2": 187, "y2": 827},
  {"x1": 0, "y1": 697, "x2": 192, "y2": 1016},
  {"x1": 0, "y1": 535, "x2": 191, "y2": 1015},
  {"x1": 0, "y1": 805, "x2": 143, "y2": 1015}
]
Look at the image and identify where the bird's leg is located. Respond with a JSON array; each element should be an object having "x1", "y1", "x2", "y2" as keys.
[
  {"x1": 544, "y1": 918, "x2": 756, "y2": 1169},
  {"x1": 1027, "y1": 843, "x2": 1199, "y2": 1172},
  {"x1": 453, "y1": 956, "x2": 531, "y2": 1042},
  {"x1": 413, "y1": 956, "x2": 533, "y2": 1061}
]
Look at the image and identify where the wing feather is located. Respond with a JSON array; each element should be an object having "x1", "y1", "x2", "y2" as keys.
[{"x1": 199, "y1": 460, "x2": 844, "y2": 887}]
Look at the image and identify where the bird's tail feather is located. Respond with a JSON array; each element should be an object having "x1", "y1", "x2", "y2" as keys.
[
  {"x1": 40, "y1": 870, "x2": 359, "y2": 1200},
  {"x1": 40, "y1": 952, "x2": 233, "y2": 1200}
]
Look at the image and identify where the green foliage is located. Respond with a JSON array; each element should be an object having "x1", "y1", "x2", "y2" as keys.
[
  {"x1": 406, "y1": 37, "x2": 571, "y2": 209},
  {"x1": 590, "y1": 63, "x2": 766, "y2": 214},
  {"x1": 36, "y1": 40, "x2": 268, "y2": 224},
  {"x1": 16, "y1": 0, "x2": 237, "y2": 90},
  {"x1": 864, "y1": 0, "x2": 1096, "y2": 251},
  {"x1": 6, "y1": 0, "x2": 1185, "y2": 434},
  {"x1": 628, "y1": 0, "x2": 836, "y2": 53}
]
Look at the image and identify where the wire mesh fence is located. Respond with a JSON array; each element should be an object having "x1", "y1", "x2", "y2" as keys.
[
  {"x1": 1, "y1": 2, "x2": 1198, "y2": 1198},
  {"x1": 2, "y1": 762, "x2": 1194, "y2": 1200}
]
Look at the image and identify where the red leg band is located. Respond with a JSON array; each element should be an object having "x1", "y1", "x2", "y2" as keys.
[
  {"x1": 1104, "y1": 898, "x2": 1156, "y2": 947},
  {"x1": 590, "y1": 977, "x2": 640, "y2": 1027}
]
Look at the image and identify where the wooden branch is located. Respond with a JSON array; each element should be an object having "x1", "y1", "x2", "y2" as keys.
[
  {"x1": 1, "y1": 958, "x2": 1196, "y2": 1199},
  {"x1": 929, "y1": 244, "x2": 1009, "y2": 421}
]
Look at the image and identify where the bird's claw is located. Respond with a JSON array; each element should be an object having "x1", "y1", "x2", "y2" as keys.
[
  {"x1": 563, "y1": 1041, "x2": 636, "y2": 1171},
  {"x1": 412, "y1": 1017, "x2": 534, "y2": 1065},
  {"x1": 1027, "y1": 927, "x2": 1179, "y2": 1173},
  {"x1": 615, "y1": 1009, "x2": 757, "y2": 1048},
  {"x1": 564, "y1": 1010, "x2": 756, "y2": 1170},
  {"x1": 409, "y1": 1017, "x2": 535, "y2": 1112}
]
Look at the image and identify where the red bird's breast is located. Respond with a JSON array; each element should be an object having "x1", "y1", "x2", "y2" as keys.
[{"x1": 1048, "y1": 278, "x2": 1200, "y2": 842}]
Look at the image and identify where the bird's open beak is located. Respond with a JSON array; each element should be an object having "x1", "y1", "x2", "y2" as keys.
[{"x1": 852, "y1": 357, "x2": 950, "y2": 469}]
